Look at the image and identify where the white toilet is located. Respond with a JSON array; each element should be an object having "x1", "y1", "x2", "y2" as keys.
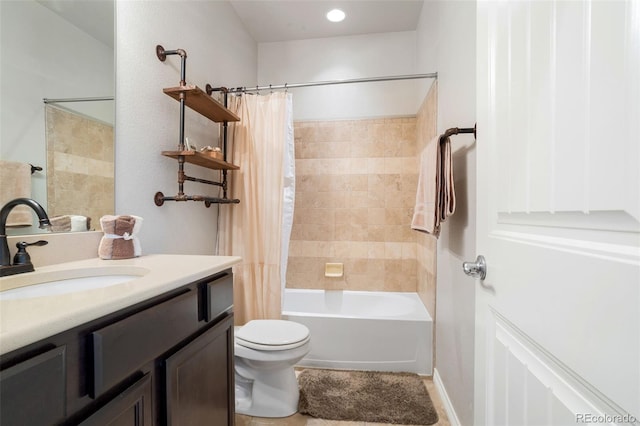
[{"x1": 234, "y1": 319, "x2": 311, "y2": 418}]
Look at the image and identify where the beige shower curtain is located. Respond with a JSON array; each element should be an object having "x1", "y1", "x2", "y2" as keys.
[{"x1": 219, "y1": 92, "x2": 294, "y2": 324}]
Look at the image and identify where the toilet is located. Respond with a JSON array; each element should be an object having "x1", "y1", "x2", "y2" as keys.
[{"x1": 234, "y1": 319, "x2": 311, "y2": 418}]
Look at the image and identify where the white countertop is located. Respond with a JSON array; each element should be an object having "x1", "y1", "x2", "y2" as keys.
[{"x1": 0, "y1": 254, "x2": 241, "y2": 355}]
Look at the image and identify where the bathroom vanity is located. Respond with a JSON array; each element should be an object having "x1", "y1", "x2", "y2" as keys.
[{"x1": 0, "y1": 255, "x2": 240, "y2": 425}]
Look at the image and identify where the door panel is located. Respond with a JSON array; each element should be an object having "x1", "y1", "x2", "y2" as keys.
[
  {"x1": 486, "y1": 312, "x2": 612, "y2": 426},
  {"x1": 79, "y1": 373, "x2": 152, "y2": 426},
  {"x1": 0, "y1": 346, "x2": 66, "y2": 426},
  {"x1": 164, "y1": 314, "x2": 234, "y2": 426},
  {"x1": 476, "y1": 1, "x2": 639, "y2": 424}
]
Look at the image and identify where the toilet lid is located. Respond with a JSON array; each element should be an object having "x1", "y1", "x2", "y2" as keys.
[{"x1": 236, "y1": 320, "x2": 310, "y2": 351}]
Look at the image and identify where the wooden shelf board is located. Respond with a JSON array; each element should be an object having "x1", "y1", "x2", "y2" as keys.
[
  {"x1": 162, "y1": 151, "x2": 239, "y2": 170},
  {"x1": 162, "y1": 85, "x2": 240, "y2": 122}
]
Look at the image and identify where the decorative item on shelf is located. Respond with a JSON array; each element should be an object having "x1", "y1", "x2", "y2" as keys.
[
  {"x1": 185, "y1": 137, "x2": 198, "y2": 152},
  {"x1": 200, "y1": 146, "x2": 223, "y2": 160}
]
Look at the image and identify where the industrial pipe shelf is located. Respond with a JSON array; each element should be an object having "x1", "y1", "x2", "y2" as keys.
[
  {"x1": 162, "y1": 85, "x2": 239, "y2": 123},
  {"x1": 154, "y1": 44, "x2": 240, "y2": 207},
  {"x1": 161, "y1": 150, "x2": 239, "y2": 170}
]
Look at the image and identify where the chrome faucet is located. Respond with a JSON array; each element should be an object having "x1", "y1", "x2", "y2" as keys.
[{"x1": 0, "y1": 198, "x2": 51, "y2": 277}]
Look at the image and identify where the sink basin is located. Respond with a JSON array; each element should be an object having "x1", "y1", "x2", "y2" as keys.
[{"x1": 0, "y1": 265, "x2": 149, "y2": 300}]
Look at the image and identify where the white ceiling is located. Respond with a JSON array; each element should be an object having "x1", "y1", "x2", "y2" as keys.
[
  {"x1": 228, "y1": 0, "x2": 424, "y2": 43},
  {"x1": 36, "y1": 0, "x2": 423, "y2": 48}
]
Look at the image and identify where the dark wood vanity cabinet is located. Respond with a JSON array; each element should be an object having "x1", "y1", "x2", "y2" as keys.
[
  {"x1": 165, "y1": 314, "x2": 234, "y2": 426},
  {"x1": 0, "y1": 269, "x2": 234, "y2": 426},
  {"x1": 0, "y1": 346, "x2": 67, "y2": 426},
  {"x1": 78, "y1": 373, "x2": 153, "y2": 426}
]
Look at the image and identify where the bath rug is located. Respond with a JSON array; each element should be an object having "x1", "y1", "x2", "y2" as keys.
[{"x1": 297, "y1": 368, "x2": 439, "y2": 425}]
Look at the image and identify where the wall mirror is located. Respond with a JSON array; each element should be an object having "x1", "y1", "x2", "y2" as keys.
[{"x1": 0, "y1": 0, "x2": 115, "y2": 235}]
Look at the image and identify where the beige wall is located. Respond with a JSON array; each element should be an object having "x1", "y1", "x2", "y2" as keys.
[
  {"x1": 287, "y1": 113, "x2": 438, "y2": 296},
  {"x1": 45, "y1": 105, "x2": 114, "y2": 227}
]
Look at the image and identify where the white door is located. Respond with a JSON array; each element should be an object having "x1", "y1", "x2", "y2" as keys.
[{"x1": 475, "y1": 1, "x2": 639, "y2": 425}]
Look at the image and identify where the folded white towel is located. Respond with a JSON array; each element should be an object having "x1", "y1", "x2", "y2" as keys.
[{"x1": 70, "y1": 215, "x2": 89, "y2": 232}]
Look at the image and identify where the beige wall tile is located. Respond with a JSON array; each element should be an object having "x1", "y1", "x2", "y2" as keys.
[
  {"x1": 289, "y1": 112, "x2": 437, "y2": 295},
  {"x1": 46, "y1": 106, "x2": 114, "y2": 224},
  {"x1": 346, "y1": 191, "x2": 370, "y2": 208},
  {"x1": 367, "y1": 242, "x2": 386, "y2": 259},
  {"x1": 367, "y1": 208, "x2": 386, "y2": 225},
  {"x1": 384, "y1": 242, "x2": 403, "y2": 259},
  {"x1": 402, "y1": 242, "x2": 417, "y2": 259},
  {"x1": 414, "y1": 84, "x2": 438, "y2": 319},
  {"x1": 367, "y1": 225, "x2": 386, "y2": 242},
  {"x1": 367, "y1": 158, "x2": 386, "y2": 172}
]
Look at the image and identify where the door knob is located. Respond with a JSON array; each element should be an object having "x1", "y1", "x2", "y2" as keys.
[{"x1": 462, "y1": 255, "x2": 487, "y2": 280}]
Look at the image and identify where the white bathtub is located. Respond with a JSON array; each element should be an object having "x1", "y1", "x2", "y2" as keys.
[{"x1": 282, "y1": 289, "x2": 433, "y2": 375}]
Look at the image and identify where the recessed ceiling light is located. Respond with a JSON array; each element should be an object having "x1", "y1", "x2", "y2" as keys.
[{"x1": 326, "y1": 8, "x2": 346, "y2": 23}]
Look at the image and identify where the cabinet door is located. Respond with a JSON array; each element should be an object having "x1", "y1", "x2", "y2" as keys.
[
  {"x1": 0, "y1": 346, "x2": 66, "y2": 426},
  {"x1": 165, "y1": 314, "x2": 234, "y2": 426},
  {"x1": 79, "y1": 373, "x2": 152, "y2": 426}
]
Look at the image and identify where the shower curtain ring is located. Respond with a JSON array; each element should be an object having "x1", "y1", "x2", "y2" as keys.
[
  {"x1": 284, "y1": 83, "x2": 288, "y2": 92},
  {"x1": 269, "y1": 84, "x2": 272, "y2": 93}
]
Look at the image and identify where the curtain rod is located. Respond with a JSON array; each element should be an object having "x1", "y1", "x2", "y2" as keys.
[
  {"x1": 208, "y1": 72, "x2": 438, "y2": 94},
  {"x1": 43, "y1": 96, "x2": 114, "y2": 104}
]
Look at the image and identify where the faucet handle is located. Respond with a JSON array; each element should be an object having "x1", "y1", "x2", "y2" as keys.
[{"x1": 13, "y1": 240, "x2": 48, "y2": 266}]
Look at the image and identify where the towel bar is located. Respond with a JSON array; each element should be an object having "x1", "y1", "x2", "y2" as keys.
[
  {"x1": 439, "y1": 124, "x2": 476, "y2": 143},
  {"x1": 154, "y1": 191, "x2": 240, "y2": 207}
]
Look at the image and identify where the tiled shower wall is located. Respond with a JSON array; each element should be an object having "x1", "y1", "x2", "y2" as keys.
[
  {"x1": 286, "y1": 84, "x2": 438, "y2": 318},
  {"x1": 416, "y1": 84, "x2": 438, "y2": 318},
  {"x1": 45, "y1": 106, "x2": 114, "y2": 227},
  {"x1": 287, "y1": 117, "x2": 420, "y2": 292}
]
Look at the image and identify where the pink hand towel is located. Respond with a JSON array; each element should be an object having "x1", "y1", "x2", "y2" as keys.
[
  {"x1": 99, "y1": 215, "x2": 140, "y2": 260},
  {"x1": 412, "y1": 136, "x2": 439, "y2": 234},
  {"x1": 411, "y1": 135, "x2": 456, "y2": 237}
]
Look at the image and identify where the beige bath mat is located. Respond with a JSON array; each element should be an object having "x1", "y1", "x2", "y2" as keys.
[{"x1": 297, "y1": 368, "x2": 439, "y2": 425}]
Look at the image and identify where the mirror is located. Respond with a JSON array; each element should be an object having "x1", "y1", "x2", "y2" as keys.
[{"x1": 0, "y1": 0, "x2": 115, "y2": 235}]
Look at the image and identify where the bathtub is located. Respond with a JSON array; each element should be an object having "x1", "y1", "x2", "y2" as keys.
[{"x1": 282, "y1": 289, "x2": 432, "y2": 375}]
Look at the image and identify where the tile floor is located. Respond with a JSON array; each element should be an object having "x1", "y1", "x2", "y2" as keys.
[{"x1": 235, "y1": 375, "x2": 450, "y2": 426}]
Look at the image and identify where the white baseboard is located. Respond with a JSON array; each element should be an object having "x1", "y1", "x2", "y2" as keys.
[{"x1": 433, "y1": 368, "x2": 462, "y2": 426}]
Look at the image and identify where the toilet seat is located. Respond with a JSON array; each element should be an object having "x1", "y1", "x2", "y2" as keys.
[{"x1": 236, "y1": 320, "x2": 310, "y2": 351}]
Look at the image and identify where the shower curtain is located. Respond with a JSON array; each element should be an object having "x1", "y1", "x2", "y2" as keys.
[{"x1": 219, "y1": 92, "x2": 295, "y2": 324}]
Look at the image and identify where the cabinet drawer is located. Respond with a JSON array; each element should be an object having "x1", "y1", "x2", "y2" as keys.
[
  {"x1": 202, "y1": 271, "x2": 233, "y2": 322},
  {"x1": 0, "y1": 346, "x2": 66, "y2": 426},
  {"x1": 91, "y1": 289, "x2": 199, "y2": 397}
]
